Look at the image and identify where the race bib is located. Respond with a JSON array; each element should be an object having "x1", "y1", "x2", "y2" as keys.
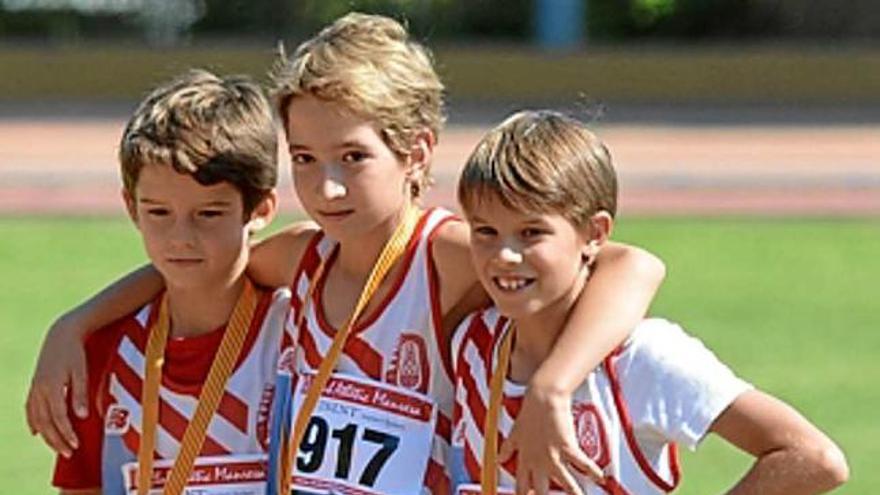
[
  {"x1": 121, "y1": 454, "x2": 267, "y2": 495},
  {"x1": 290, "y1": 372, "x2": 438, "y2": 495}
]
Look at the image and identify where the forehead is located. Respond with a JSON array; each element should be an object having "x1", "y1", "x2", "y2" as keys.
[
  {"x1": 465, "y1": 193, "x2": 557, "y2": 224},
  {"x1": 285, "y1": 95, "x2": 383, "y2": 146},
  {"x1": 135, "y1": 163, "x2": 242, "y2": 205}
]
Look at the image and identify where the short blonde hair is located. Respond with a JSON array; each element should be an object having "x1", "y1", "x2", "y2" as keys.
[
  {"x1": 458, "y1": 110, "x2": 617, "y2": 225},
  {"x1": 272, "y1": 12, "x2": 445, "y2": 198},
  {"x1": 120, "y1": 69, "x2": 278, "y2": 216}
]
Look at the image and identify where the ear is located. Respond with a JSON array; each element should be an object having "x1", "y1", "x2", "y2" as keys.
[
  {"x1": 122, "y1": 189, "x2": 139, "y2": 226},
  {"x1": 405, "y1": 129, "x2": 435, "y2": 187},
  {"x1": 581, "y1": 211, "x2": 614, "y2": 265},
  {"x1": 247, "y1": 190, "x2": 278, "y2": 234}
]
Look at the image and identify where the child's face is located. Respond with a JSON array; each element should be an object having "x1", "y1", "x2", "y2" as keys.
[
  {"x1": 467, "y1": 196, "x2": 591, "y2": 320},
  {"x1": 126, "y1": 163, "x2": 253, "y2": 291},
  {"x1": 285, "y1": 95, "x2": 414, "y2": 243}
]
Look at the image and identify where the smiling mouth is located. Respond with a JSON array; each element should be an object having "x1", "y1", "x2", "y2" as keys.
[{"x1": 493, "y1": 275, "x2": 535, "y2": 292}]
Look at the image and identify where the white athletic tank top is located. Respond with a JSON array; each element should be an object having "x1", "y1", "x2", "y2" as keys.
[{"x1": 287, "y1": 207, "x2": 460, "y2": 494}]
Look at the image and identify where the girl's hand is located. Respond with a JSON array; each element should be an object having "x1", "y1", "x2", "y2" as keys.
[
  {"x1": 500, "y1": 385, "x2": 604, "y2": 495},
  {"x1": 25, "y1": 314, "x2": 89, "y2": 458}
]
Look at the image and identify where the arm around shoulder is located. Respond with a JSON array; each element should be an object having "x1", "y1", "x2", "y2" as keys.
[
  {"x1": 429, "y1": 220, "x2": 490, "y2": 340},
  {"x1": 711, "y1": 389, "x2": 849, "y2": 495},
  {"x1": 248, "y1": 220, "x2": 320, "y2": 288},
  {"x1": 27, "y1": 263, "x2": 163, "y2": 455}
]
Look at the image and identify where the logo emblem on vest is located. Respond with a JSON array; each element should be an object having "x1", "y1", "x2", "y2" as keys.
[
  {"x1": 277, "y1": 346, "x2": 297, "y2": 376},
  {"x1": 387, "y1": 333, "x2": 429, "y2": 393},
  {"x1": 105, "y1": 404, "x2": 131, "y2": 435},
  {"x1": 573, "y1": 402, "x2": 610, "y2": 468}
]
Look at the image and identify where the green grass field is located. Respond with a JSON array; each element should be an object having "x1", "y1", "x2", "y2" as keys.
[{"x1": 1, "y1": 216, "x2": 876, "y2": 494}]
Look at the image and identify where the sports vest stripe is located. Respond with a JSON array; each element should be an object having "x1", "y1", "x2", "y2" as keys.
[
  {"x1": 99, "y1": 287, "x2": 292, "y2": 494},
  {"x1": 452, "y1": 308, "x2": 681, "y2": 495},
  {"x1": 288, "y1": 207, "x2": 458, "y2": 495}
]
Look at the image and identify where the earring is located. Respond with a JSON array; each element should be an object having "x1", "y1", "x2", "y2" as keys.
[
  {"x1": 583, "y1": 241, "x2": 599, "y2": 267},
  {"x1": 249, "y1": 218, "x2": 266, "y2": 232}
]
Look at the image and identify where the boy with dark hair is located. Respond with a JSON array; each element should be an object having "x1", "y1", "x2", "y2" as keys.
[{"x1": 52, "y1": 69, "x2": 288, "y2": 494}]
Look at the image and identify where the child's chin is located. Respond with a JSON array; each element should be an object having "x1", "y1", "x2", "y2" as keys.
[{"x1": 495, "y1": 299, "x2": 540, "y2": 320}]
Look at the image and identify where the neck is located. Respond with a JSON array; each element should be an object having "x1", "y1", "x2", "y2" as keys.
[
  {"x1": 336, "y1": 204, "x2": 415, "y2": 279},
  {"x1": 508, "y1": 270, "x2": 589, "y2": 383},
  {"x1": 165, "y1": 276, "x2": 246, "y2": 339}
]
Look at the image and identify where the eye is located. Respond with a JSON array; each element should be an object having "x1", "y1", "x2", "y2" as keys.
[
  {"x1": 521, "y1": 227, "x2": 547, "y2": 239},
  {"x1": 472, "y1": 225, "x2": 497, "y2": 237},
  {"x1": 146, "y1": 207, "x2": 170, "y2": 217},
  {"x1": 342, "y1": 150, "x2": 369, "y2": 164},
  {"x1": 291, "y1": 152, "x2": 315, "y2": 165},
  {"x1": 198, "y1": 209, "x2": 225, "y2": 218}
]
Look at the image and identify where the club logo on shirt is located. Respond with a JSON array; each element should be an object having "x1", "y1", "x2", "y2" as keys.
[
  {"x1": 105, "y1": 404, "x2": 131, "y2": 435},
  {"x1": 277, "y1": 347, "x2": 297, "y2": 376},
  {"x1": 386, "y1": 333, "x2": 430, "y2": 393},
  {"x1": 573, "y1": 402, "x2": 610, "y2": 468}
]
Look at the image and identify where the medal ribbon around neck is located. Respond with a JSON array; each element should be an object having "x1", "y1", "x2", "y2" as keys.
[
  {"x1": 278, "y1": 206, "x2": 422, "y2": 495},
  {"x1": 136, "y1": 279, "x2": 258, "y2": 495},
  {"x1": 482, "y1": 323, "x2": 516, "y2": 495}
]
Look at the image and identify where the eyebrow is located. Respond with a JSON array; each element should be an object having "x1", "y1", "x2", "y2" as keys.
[
  {"x1": 289, "y1": 140, "x2": 367, "y2": 152},
  {"x1": 138, "y1": 197, "x2": 233, "y2": 207}
]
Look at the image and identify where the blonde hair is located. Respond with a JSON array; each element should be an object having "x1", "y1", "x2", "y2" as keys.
[
  {"x1": 120, "y1": 69, "x2": 278, "y2": 216},
  {"x1": 458, "y1": 110, "x2": 617, "y2": 225},
  {"x1": 272, "y1": 12, "x2": 445, "y2": 198}
]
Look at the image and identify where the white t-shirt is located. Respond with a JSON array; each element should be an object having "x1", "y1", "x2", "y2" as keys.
[{"x1": 451, "y1": 310, "x2": 752, "y2": 494}]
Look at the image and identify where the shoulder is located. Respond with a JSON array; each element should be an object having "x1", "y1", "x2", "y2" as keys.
[
  {"x1": 450, "y1": 306, "x2": 502, "y2": 372},
  {"x1": 428, "y1": 215, "x2": 484, "y2": 302},
  {"x1": 428, "y1": 213, "x2": 471, "y2": 267},
  {"x1": 251, "y1": 284, "x2": 292, "y2": 330},
  {"x1": 614, "y1": 318, "x2": 731, "y2": 379},
  {"x1": 250, "y1": 220, "x2": 322, "y2": 288},
  {"x1": 612, "y1": 318, "x2": 752, "y2": 448},
  {"x1": 84, "y1": 308, "x2": 146, "y2": 361}
]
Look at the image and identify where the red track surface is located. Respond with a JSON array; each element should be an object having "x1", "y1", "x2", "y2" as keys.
[{"x1": 2, "y1": 120, "x2": 878, "y2": 217}]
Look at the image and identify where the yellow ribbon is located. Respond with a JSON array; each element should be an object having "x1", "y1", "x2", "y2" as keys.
[
  {"x1": 137, "y1": 279, "x2": 258, "y2": 495},
  {"x1": 482, "y1": 323, "x2": 515, "y2": 495},
  {"x1": 279, "y1": 206, "x2": 422, "y2": 495}
]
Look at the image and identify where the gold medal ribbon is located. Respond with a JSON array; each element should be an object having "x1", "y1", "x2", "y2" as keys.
[
  {"x1": 279, "y1": 206, "x2": 421, "y2": 495},
  {"x1": 137, "y1": 279, "x2": 258, "y2": 495},
  {"x1": 482, "y1": 323, "x2": 515, "y2": 495}
]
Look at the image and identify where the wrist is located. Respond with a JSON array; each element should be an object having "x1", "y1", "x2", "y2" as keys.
[{"x1": 527, "y1": 372, "x2": 574, "y2": 403}]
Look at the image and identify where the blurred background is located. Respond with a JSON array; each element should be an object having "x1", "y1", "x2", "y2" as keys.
[{"x1": 1, "y1": 1, "x2": 877, "y2": 493}]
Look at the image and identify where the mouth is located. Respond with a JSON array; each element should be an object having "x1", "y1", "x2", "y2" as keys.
[
  {"x1": 492, "y1": 275, "x2": 535, "y2": 293},
  {"x1": 166, "y1": 257, "x2": 204, "y2": 266},
  {"x1": 317, "y1": 209, "x2": 354, "y2": 220}
]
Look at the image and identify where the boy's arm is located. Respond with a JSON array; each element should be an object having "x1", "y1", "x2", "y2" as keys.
[
  {"x1": 26, "y1": 264, "x2": 162, "y2": 455},
  {"x1": 712, "y1": 389, "x2": 849, "y2": 494},
  {"x1": 500, "y1": 242, "x2": 665, "y2": 495},
  {"x1": 247, "y1": 219, "x2": 319, "y2": 288}
]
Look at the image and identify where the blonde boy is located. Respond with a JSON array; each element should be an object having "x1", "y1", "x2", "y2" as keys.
[
  {"x1": 51, "y1": 70, "x2": 289, "y2": 494},
  {"x1": 452, "y1": 110, "x2": 849, "y2": 494}
]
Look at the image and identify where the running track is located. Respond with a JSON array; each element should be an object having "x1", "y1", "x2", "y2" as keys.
[{"x1": 1, "y1": 119, "x2": 878, "y2": 217}]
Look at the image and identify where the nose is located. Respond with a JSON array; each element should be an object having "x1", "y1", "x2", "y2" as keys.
[
  {"x1": 320, "y1": 164, "x2": 347, "y2": 200},
  {"x1": 496, "y1": 244, "x2": 523, "y2": 265},
  {"x1": 169, "y1": 216, "x2": 197, "y2": 246}
]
